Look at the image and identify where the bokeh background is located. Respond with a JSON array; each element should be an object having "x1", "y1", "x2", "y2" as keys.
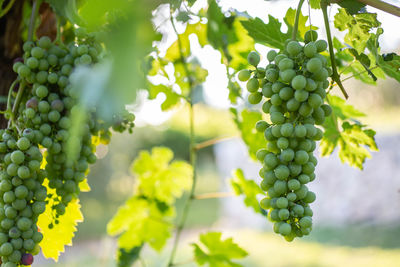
[{"x1": 38, "y1": 0, "x2": 400, "y2": 266}]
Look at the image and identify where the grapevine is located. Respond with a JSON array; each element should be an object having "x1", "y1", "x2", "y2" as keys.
[{"x1": 239, "y1": 30, "x2": 332, "y2": 241}]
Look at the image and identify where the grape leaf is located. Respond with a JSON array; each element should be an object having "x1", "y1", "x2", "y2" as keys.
[
  {"x1": 367, "y1": 28, "x2": 400, "y2": 82},
  {"x1": 320, "y1": 95, "x2": 378, "y2": 169},
  {"x1": 192, "y1": 232, "x2": 248, "y2": 267},
  {"x1": 230, "y1": 169, "x2": 264, "y2": 214},
  {"x1": 116, "y1": 246, "x2": 143, "y2": 267},
  {"x1": 45, "y1": 0, "x2": 83, "y2": 25},
  {"x1": 337, "y1": 0, "x2": 366, "y2": 15},
  {"x1": 334, "y1": 8, "x2": 380, "y2": 54},
  {"x1": 132, "y1": 147, "x2": 193, "y2": 205},
  {"x1": 309, "y1": 0, "x2": 321, "y2": 9},
  {"x1": 231, "y1": 108, "x2": 266, "y2": 160},
  {"x1": 147, "y1": 83, "x2": 182, "y2": 111},
  {"x1": 284, "y1": 8, "x2": 317, "y2": 41},
  {"x1": 227, "y1": 19, "x2": 255, "y2": 70},
  {"x1": 108, "y1": 197, "x2": 175, "y2": 251},
  {"x1": 38, "y1": 181, "x2": 83, "y2": 261},
  {"x1": 241, "y1": 16, "x2": 290, "y2": 50}
]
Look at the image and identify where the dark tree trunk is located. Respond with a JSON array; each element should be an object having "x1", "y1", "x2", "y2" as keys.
[{"x1": 0, "y1": 0, "x2": 24, "y2": 129}]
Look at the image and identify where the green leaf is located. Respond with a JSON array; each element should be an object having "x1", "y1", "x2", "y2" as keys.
[
  {"x1": 337, "y1": 0, "x2": 366, "y2": 15},
  {"x1": 241, "y1": 16, "x2": 290, "y2": 50},
  {"x1": 192, "y1": 232, "x2": 248, "y2": 267},
  {"x1": 227, "y1": 19, "x2": 255, "y2": 70},
  {"x1": 284, "y1": 8, "x2": 317, "y2": 41},
  {"x1": 328, "y1": 95, "x2": 365, "y2": 120},
  {"x1": 148, "y1": 83, "x2": 182, "y2": 111},
  {"x1": 38, "y1": 180, "x2": 83, "y2": 261},
  {"x1": 108, "y1": 197, "x2": 174, "y2": 251},
  {"x1": 320, "y1": 96, "x2": 378, "y2": 169},
  {"x1": 309, "y1": 0, "x2": 321, "y2": 9},
  {"x1": 367, "y1": 28, "x2": 400, "y2": 82},
  {"x1": 117, "y1": 246, "x2": 142, "y2": 267},
  {"x1": 231, "y1": 109, "x2": 266, "y2": 160},
  {"x1": 334, "y1": 8, "x2": 380, "y2": 54},
  {"x1": 230, "y1": 169, "x2": 263, "y2": 214},
  {"x1": 45, "y1": 0, "x2": 83, "y2": 25},
  {"x1": 132, "y1": 147, "x2": 193, "y2": 204}
]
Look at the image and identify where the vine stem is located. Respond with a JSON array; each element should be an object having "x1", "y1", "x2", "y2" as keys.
[
  {"x1": 321, "y1": 0, "x2": 349, "y2": 99},
  {"x1": 194, "y1": 192, "x2": 235, "y2": 200},
  {"x1": 0, "y1": 0, "x2": 16, "y2": 18},
  {"x1": 356, "y1": 0, "x2": 400, "y2": 17},
  {"x1": 166, "y1": 16, "x2": 197, "y2": 267},
  {"x1": 28, "y1": 0, "x2": 39, "y2": 42},
  {"x1": 292, "y1": 0, "x2": 306, "y2": 40},
  {"x1": 195, "y1": 136, "x2": 238, "y2": 150}
]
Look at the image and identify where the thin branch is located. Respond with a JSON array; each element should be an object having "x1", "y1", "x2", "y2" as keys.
[
  {"x1": 356, "y1": 0, "x2": 400, "y2": 18},
  {"x1": 8, "y1": 83, "x2": 25, "y2": 130},
  {"x1": 0, "y1": 0, "x2": 16, "y2": 18},
  {"x1": 194, "y1": 136, "x2": 238, "y2": 150},
  {"x1": 292, "y1": 0, "x2": 306, "y2": 40},
  {"x1": 167, "y1": 15, "x2": 197, "y2": 267},
  {"x1": 321, "y1": 0, "x2": 349, "y2": 99},
  {"x1": 194, "y1": 192, "x2": 235, "y2": 200},
  {"x1": 28, "y1": 0, "x2": 39, "y2": 42},
  {"x1": 340, "y1": 65, "x2": 379, "y2": 82}
]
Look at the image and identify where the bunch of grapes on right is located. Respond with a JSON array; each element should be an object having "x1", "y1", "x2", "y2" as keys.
[{"x1": 239, "y1": 30, "x2": 333, "y2": 241}]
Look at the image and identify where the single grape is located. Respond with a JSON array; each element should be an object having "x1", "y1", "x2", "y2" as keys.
[
  {"x1": 247, "y1": 51, "x2": 260, "y2": 66},
  {"x1": 238, "y1": 69, "x2": 251, "y2": 81}
]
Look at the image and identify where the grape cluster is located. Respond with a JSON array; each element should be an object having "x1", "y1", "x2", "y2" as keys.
[
  {"x1": 238, "y1": 30, "x2": 332, "y2": 241},
  {"x1": 0, "y1": 30, "x2": 135, "y2": 266},
  {"x1": 0, "y1": 130, "x2": 45, "y2": 267}
]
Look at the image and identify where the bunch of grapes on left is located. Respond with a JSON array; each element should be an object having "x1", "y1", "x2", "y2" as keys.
[{"x1": 0, "y1": 29, "x2": 134, "y2": 267}]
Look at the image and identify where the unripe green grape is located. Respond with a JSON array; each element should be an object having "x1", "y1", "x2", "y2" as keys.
[
  {"x1": 298, "y1": 174, "x2": 311, "y2": 184},
  {"x1": 267, "y1": 50, "x2": 277, "y2": 62},
  {"x1": 288, "y1": 179, "x2": 301, "y2": 191},
  {"x1": 35, "y1": 85, "x2": 48, "y2": 98},
  {"x1": 305, "y1": 78, "x2": 317, "y2": 92},
  {"x1": 299, "y1": 216, "x2": 312, "y2": 228},
  {"x1": 277, "y1": 137, "x2": 289, "y2": 149},
  {"x1": 294, "y1": 124, "x2": 306, "y2": 138},
  {"x1": 321, "y1": 104, "x2": 332, "y2": 117},
  {"x1": 279, "y1": 123, "x2": 293, "y2": 137},
  {"x1": 279, "y1": 223, "x2": 291, "y2": 236},
  {"x1": 38, "y1": 58, "x2": 49, "y2": 70},
  {"x1": 305, "y1": 124, "x2": 317, "y2": 138},
  {"x1": 315, "y1": 87, "x2": 327, "y2": 98},
  {"x1": 18, "y1": 65, "x2": 31, "y2": 78},
  {"x1": 15, "y1": 185, "x2": 28, "y2": 199},
  {"x1": 304, "y1": 207, "x2": 313, "y2": 216},
  {"x1": 47, "y1": 54, "x2": 58, "y2": 66},
  {"x1": 298, "y1": 139, "x2": 312, "y2": 151},
  {"x1": 293, "y1": 204, "x2": 305, "y2": 217},
  {"x1": 26, "y1": 57, "x2": 39, "y2": 69},
  {"x1": 286, "y1": 98, "x2": 300, "y2": 111},
  {"x1": 264, "y1": 153, "x2": 278, "y2": 169},
  {"x1": 279, "y1": 69, "x2": 296, "y2": 83},
  {"x1": 274, "y1": 165, "x2": 290, "y2": 180},
  {"x1": 48, "y1": 72, "x2": 58, "y2": 84},
  {"x1": 265, "y1": 69, "x2": 278, "y2": 82},
  {"x1": 313, "y1": 68, "x2": 329, "y2": 81},
  {"x1": 270, "y1": 94, "x2": 282, "y2": 106},
  {"x1": 256, "y1": 149, "x2": 268, "y2": 162},
  {"x1": 246, "y1": 78, "x2": 259, "y2": 92},
  {"x1": 299, "y1": 103, "x2": 313, "y2": 117},
  {"x1": 291, "y1": 75, "x2": 306, "y2": 90},
  {"x1": 31, "y1": 47, "x2": 45, "y2": 59},
  {"x1": 279, "y1": 208, "x2": 290, "y2": 220},
  {"x1": 295, "y1": 150, "x2": 309, "y2": 165},
  {"x1": 295, "y1": 184, "x2": 309, "y2": 199},
  {"x1": 280, "y1": 148, "x2": 294, "y2": 162},
  {"x1": 304, "y1": 30, "x2": 318, "y2": 43},
  {"x1": 5, "y1": 207, "x2": 16, "y2": 219},
  {"x1": 315, "y1": 39, "x2": 328, "y2": 52},
  {"x1": 255, "y1": 121, "x2": 269, "y2": 133},
  {"x1": 264, "y1": 127, "x2": 275, "y2": 141},
  {"x1": 269, "y1": 208, "x2": 279, "y2": 221},
  {"x1": 247, "y1": 51, "x2": 260, "y2": 66},
  {"x1": 271, "y1": 82, "x2": 285, "y2": 93},
  {"x1": 313, "y1": 128, "x2": 324, "y2": 140},
  {"x1": 267, "y1": 141, "x2": 279, "y2": 153},
  {"x1": 238, "y1": 69, "x2": 251, "y2": 81},
  {"x1": 268, "y1": 187, "x2": 279, "y2": 199},
  {"x1": 276, "y1": 197, "x2": 288, "y2": 208},
  {"x1": 261, "y1": 83, "x2": 273, "y2": 98},
  {"x1": 264, "y1": 170, "x2": 277, "y2": 185},
  {"x1": 248, "y1": 92, "x2": 262, "y2": 104},
  {"x1": 294, "y1": 89, "x2": 309, "y2": 102},
  {"x1": 0, "y1": 242, "x2": 13, "y2": 256},
  {"x1": 287, "y1": 192, "x2": 297, "y2": 202},
  {"x1": 278, "y1": 58, "x2": 294, "y2": 70},
  {"x1": 313, "y1": 107, "x2": 325, "y2": 125},
  {"x1": 274, "y1": 54, "x2": 287, "y2": 65},
  {"x1": 271, "y1": 125, "x2": 281, "y2": 138},
  {"x1": 286, "y1": 41, "x2": 302, "y2": 56},
  {"x1": 304, "y1": 42, "x2": 317, "y2": 58},
  {"x1": 279, "y1": 87, "x2": 294, "y2": 101},
  {"x1": 38, "y1": 36, "x2": 52, "y2": 49},
  {"x1": 270, "y1": 112, "x2": 285, "y2": 124},
  {"x1": 17, "y1": 166, "x2": 30, "y2": 179},
  {"x1": 306, "y1": 58, "x2": 322, "y2": 73},
  {"x1": 273, "y1": 180, "x2": 287, "y2": 195},
  {"x1": 262, "y1": 101, "x2": 272, "y2": 113},
  {"x1": 10, "y1": 150, "x2": 24, "y2": 165},
  {"x1": 308, "y1": 93, "x2": 323, "y2": 109}
]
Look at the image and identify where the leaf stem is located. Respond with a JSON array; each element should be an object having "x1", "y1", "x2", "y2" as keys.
[
  {"x1": 167, "y1": 16, "x2": 197, "y2": 267},
  {"x1": 356, "y1": 0, "x2": 400, "y2": 18},
  {"x1": 292, "y1": 0, "x2": 306, "y2": 40},
  {"x1": 195, "y1": 136, "x2": 238, "y2": 150},
  {"x1": 194, "y1": 192, "x2": 235, "y2": 200},
  {"x1": 321, "y1": 0, "x2": 349, "y2": 99},
  {"x1": 28, "y1": 0, "x2": 39, "y2": 42},
  {"x1": 340, "y1": 66, "x2": 379, "y2": 82},
  {"x1": 0, "y1": 0, "x2": 16, "y2": 18},
  {"x1": 8, "y1": 82, "x2": 25, "y2": 130}
]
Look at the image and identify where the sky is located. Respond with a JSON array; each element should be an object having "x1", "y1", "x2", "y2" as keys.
[{"x1": 134, "y1": 0, "x2": 400, "y2": 126}]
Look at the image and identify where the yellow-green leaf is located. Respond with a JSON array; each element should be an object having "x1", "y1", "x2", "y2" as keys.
[{"x1": 38, "y1": 181, "x2": 83, "y2": 261}]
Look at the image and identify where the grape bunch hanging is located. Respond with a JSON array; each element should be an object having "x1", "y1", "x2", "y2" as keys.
[
  {"x1": 238, "y1": 30, "x2": 332, "y2": 241},
  {"x1": 0, "y1": 29, "x2": 135, "y2": 267}
]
